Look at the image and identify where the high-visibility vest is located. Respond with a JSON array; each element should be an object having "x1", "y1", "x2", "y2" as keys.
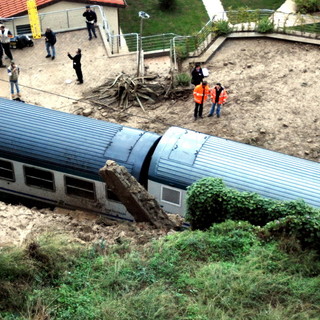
[
  {"x1": 210, "y1": 87, "x2": 228, "y2": 104},
  {"x1": 193, "y1": 84, "x2": 210, "y2": 104}
]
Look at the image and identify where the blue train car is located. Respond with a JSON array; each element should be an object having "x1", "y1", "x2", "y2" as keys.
[
  {"x1": 0, "y1": 98, "x2": 160, "y2": 220},
  {"x1": 148, "y1": 127, "x2": 320, "y2": 216}
]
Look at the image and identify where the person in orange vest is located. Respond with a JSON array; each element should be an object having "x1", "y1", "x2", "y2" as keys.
[
  {"x1": 193, "y1": 81, "x2": 210, "y2": 120},
  {"x1": 208, "y1": 83, "x2": 228, "y2": 118}
]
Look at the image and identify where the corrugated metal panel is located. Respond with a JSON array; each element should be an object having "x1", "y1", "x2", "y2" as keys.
[
  {"x1": 0, "y1": 98, "x2": 160, "y2": 181},
  {"x1": 149, "y1": 127, "x2": 320, "y2": 208}
]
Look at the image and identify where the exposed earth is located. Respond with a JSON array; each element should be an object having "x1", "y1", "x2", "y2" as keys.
[{"x1": 0, "y1": 34, "x2": 319, "y2": 247}]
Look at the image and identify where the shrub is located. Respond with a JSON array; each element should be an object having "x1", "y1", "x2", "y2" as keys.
[
  {"x1": 262, "y1": 214, "x2": 320, "y2": 252},
  {"x1": 186, "y1": 177, "x2": 319, "y2": 230},
  {"x1": 186, "y1": 178, "x2": 226, "y2": 230},
  {"x1": 175, "y1": 45, "x2": 189, "y2": 71},
  {"x1": 256, "y1": 17, "x2": 274, "y2": 33},
  {"x1": 295, "y1": 0, "x2": 320, "y2": 13},
  {"x1": 212, "y1": 20, "x2": 233, "y2": 36},
  {"x1": 158, "y1": 0, "x2": 177, "y2": 11},
  {"x1": 175, "y1": 73, "x2": 191, "y2": 86}
]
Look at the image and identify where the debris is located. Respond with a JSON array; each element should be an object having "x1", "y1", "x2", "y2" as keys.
[
  {"x1": 82, "y1": 72, "x2": 192, "y2": 112},
  {"x1": 99, "y1": 160, "x2": 181, "y2": 230}
]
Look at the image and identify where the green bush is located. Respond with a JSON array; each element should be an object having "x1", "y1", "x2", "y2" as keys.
[
  {"x1": 295, "y1": 0, "x2": 320, "y2": 13},
  {"x1": 175, "y1": 73, "x2": 191, "y2": 86},
  {"x1": 256, "y1": 16, "x2": 274, "y2": 33},
  {"x1": 212, "y1": 20, "x2": 233, "y2": 36},
  {"x1": 262, "y1": 214, "x2": 320, "y2": 252},
  {"x1": 186, "y1": 177, "x2": 319, "y2": 230},
  {"x1": 158, "y1": 0, "x2": 177, "y2": 11},
  {"x1": 186, "y1": 178, "x2": 226, "y2": 230}
]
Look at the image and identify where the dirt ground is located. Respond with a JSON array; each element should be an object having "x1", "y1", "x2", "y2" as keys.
[{"x1": 0, "y1": 36, "x2": 319, "y2": 247}]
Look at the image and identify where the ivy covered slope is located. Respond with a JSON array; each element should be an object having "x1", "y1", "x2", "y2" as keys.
[{"x1": 186, "y1": 177, "x2": 320, "y2": 252}]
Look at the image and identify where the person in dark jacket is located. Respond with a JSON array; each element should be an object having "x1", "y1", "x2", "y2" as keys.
[
  {"x1": 82, "y1": 5, "x2": 97, "y2": 40},
  {"x1": 191, "y1": 62, "x2": 204, "y2": 86},
  {"x1": 44, "y1": 28, "x2": 56, "y2": 60},
  {"x1": 0, "y1": 43, "x2": 4, "y2": 67},
  {"x1": 67, "y1": 48, "x2": 83, "y2": 84}
]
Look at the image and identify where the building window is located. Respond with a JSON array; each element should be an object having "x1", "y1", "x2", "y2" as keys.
[
  {"x1": 161, "y1": 186, "x2": 181, "y2": 206},
  {"x1": 0, "y1": 159, "x2": 15, "y2": 181},
  {"x1": 65, "y1": 176, "x2": 95, "y2": 200},
  {"x1": 16, "y1": 24, "x2": 32, "y2": 35},
  {"x1": 24, "y1": 166, "x2": 55, "y2": 191}
]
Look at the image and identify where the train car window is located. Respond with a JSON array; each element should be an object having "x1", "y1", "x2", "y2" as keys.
[
  {"x1": 0, "y1": 159, "x2": 15, "y2": 181},
  {"x1": 161, "y1": 186, "x2": 181, "y2": 206},
  {"x1": 105, "y1": 186, "x2": 120, "y2": 202},
  {"x1": 65, "y1": 176, "x2": 95, "y2": 200},
  {"x1": 24, "y1": 166, "x2": 55, "y2": 191}
]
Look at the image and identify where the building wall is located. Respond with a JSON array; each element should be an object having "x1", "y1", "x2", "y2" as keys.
[{"x1": 5, "y1": 1, "x2": 119, "y2": 36}]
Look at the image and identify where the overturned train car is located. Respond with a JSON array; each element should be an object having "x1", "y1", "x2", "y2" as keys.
[
  {"x1": 149, "y1": 127, "x2": 320, "y2": 215},
  {"x1": 0, "y1": 98, "x2": 160, "y2": 221},
  {"x1": 0, "y1": 98, "x2": 319, "y2": 221}
]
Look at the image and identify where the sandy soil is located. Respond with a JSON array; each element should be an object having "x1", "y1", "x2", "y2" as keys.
[{"x1": 0, "y1": 37, "x2": 319, "y2": 247}]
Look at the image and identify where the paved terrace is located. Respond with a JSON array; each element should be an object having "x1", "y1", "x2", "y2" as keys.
[{"x1": 0, "y1": 29, "x2": 171, "y2": 111}]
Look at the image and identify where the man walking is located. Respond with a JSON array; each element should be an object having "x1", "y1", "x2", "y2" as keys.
[
  {"x1": 44, "y1": 27, "x2": 56, "y2": 60},
  {"x1": 0, "y1": 25, "x2": 14, "y2": 61},
  {"x1": 68, "y1": 48, "x2": 83, "y2": 84},
  {"x1": 82, "y1": 5, "x2": 97, "y2": 40},
  {"x1": 193, "y1": 81, "x2": 210, "y2": 120},
  {"x1": 208, "y1": 83, "x2": 228, "y2": 118}
]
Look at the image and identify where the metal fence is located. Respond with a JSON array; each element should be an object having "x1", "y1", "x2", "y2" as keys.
[{"x1": 170, "y1": 9, "x2": 320, "y2": 69}]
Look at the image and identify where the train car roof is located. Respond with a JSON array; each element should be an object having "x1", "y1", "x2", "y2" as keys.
[
  {"x1": 149, "y1": 127, "x2": 320, "y2": 208},
  {"x1": 0, "y1": 98, "x2": 161, "y2": 181}
]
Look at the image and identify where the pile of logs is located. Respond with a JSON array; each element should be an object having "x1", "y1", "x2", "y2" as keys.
[
  {"x1": 83, "y1": 73, "x2": 167, "y2": 112},
  {"x1": 83, "y1": 73, "x2": 192, "y2": 112}
]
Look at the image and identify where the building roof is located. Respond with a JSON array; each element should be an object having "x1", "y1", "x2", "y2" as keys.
[{"x1": 1, "y1": 0, "x2": 126, "y2": 18}]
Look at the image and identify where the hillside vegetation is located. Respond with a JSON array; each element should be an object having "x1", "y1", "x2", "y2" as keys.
[
  {"x1": 119, "y1": 0, "x2": 285, "y2": 38},
  {"x1": 1, "y1": 220, "x2": 320, "y2": 320},
  {"x1": 119, "y1": 0, "x2": 209, "y2": 36}
]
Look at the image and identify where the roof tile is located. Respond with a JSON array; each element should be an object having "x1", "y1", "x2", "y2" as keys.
[{"x1": 0, "y1": 0, "x2": 126, "y2": 18}]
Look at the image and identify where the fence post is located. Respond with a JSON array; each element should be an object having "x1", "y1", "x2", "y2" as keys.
[{"x1": 67, "y1": 10, "x2": 70, "y2": 29}]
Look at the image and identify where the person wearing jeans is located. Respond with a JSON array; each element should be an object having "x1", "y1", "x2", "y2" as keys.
[
  {"x1": 82, "y1": 5, "x2": 97, "y2": 40},
  {"x1": 208, "y1": 83, "x2": 228, "y2": 118},
  {"x1": 45, "y1": 28, "x2": 56, "y2": 60},
  {"x1": 7, "y1": 61, "x2": 20, "y2": 99}
]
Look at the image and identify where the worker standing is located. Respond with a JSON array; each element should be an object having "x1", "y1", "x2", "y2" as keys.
[{"x1": 193, "y1": 81, "x2": 210, "y2": 120}]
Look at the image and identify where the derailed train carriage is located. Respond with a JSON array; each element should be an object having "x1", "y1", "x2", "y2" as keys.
[
  {"x1": 0, "y1": 98, "x2": 160, "y2": 221},
  {"x1": 0, "y1": 97, "x2": 319, "y2": 221},
  {"x1": 149, "y1": 127, "x2": 320, "y2": 214}
]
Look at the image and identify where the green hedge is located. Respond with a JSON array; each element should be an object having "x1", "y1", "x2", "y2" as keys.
[
  {"x1": 262, "y1": 214, "x2": 320, "y2": 252},
  {"x1": 186, "y1": 177, "x2": 319, "y2": 230}
]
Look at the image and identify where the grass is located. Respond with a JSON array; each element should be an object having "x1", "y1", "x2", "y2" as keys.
[
  {"x1": 119, "y1": 0, "x2": 209, "y2": 36},
  {"x1": 290, "y1": 22, "x2": 320, "y2": 33},
  {"x1": 119, "y1": 0, "x2": 285, "y2": 40},
  {"x1": 1, "y1": 222, "x2": 320, "y2": 319},
  {"x1": 221, "y1": 0, "x2": 284, "y2": 10}
]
